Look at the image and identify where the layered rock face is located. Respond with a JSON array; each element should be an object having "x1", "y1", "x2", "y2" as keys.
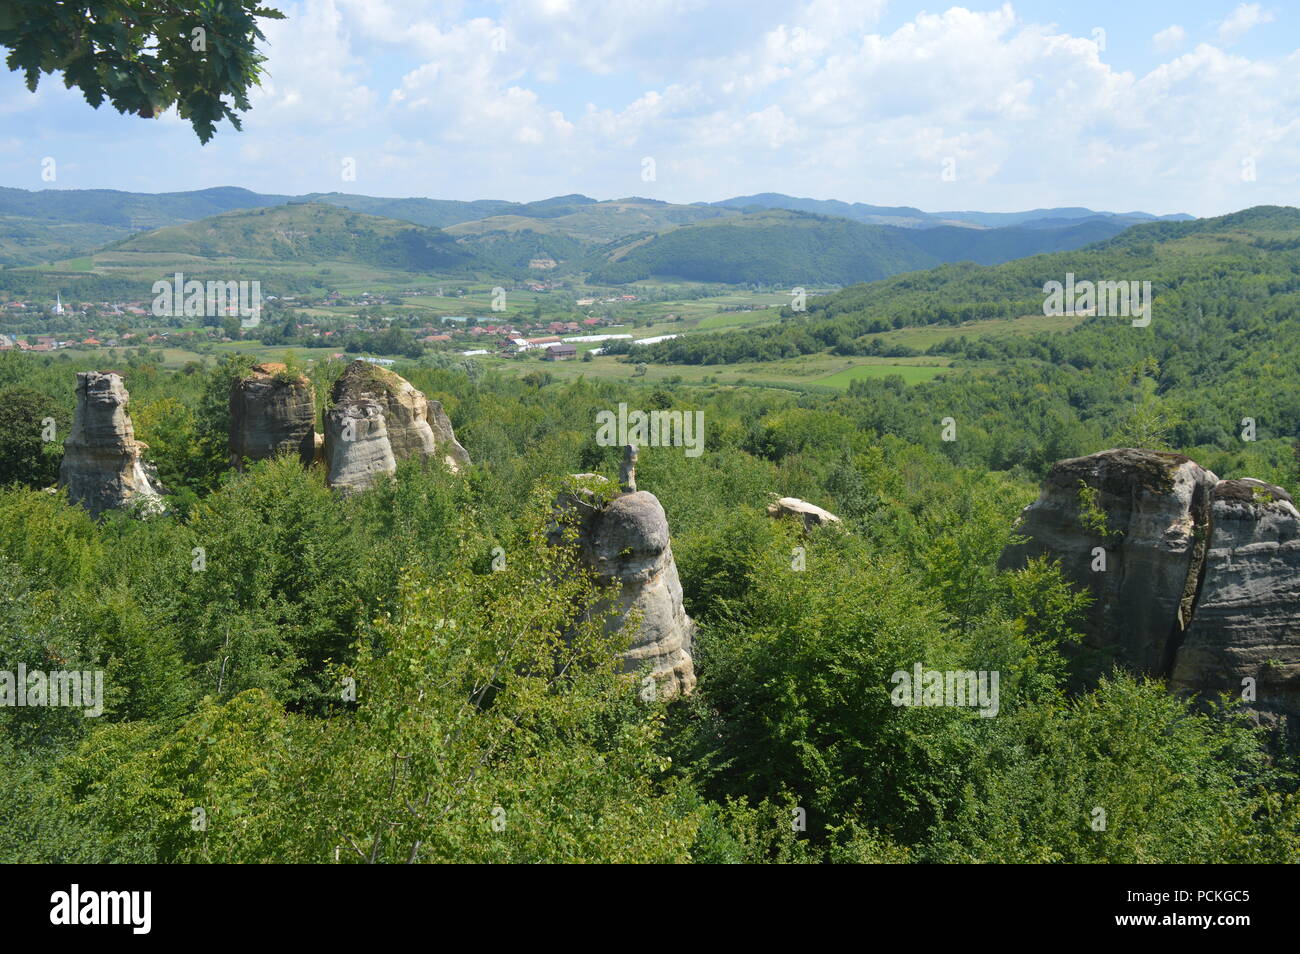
[
  {"x1": 425, "y1": 399, "x2": 471, "y2": 473},
  {"x1": 324, "y1": 361, "x2": 469, "y2": 491},
  {"x1": 550, "y1": 471, "x2": 696, "y2": 698},
  {"x1": 228, "y1": 363, "x2": 317, "y2": 469},
  {"x1": 1002, "y1": 449, "x2": 1300, "y2": 733},
  {"x1": 59, "y1": 371, "x2": 162, "y2": 517},
  {"x1": 323, "y1": 401, "x2": 396, "y2": 494},
  {"x1": 1000, "y1": 449, "x2": 1218, "y2": 679},
  {"x1": 1171, "y1": 479, "x2": 1300, "y2": 730},
  {"x1": 767, "y1": 496, "x2": 841, "y2": 529}
]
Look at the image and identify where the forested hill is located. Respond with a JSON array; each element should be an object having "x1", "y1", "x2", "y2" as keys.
[
  {"x1": 585, "y1": 210, "x2": 1135, "y2": 285},
  {"x1": 617, "y1": 205, "x2": 1300, "y2": 481},
  {"x1": 711, "y1": 192, "x2": 1193, "y2": 229},
  {"x1": 103, "y1": 202, "x2": 477, "y2": 272},
  {"x1": 627, "y1": 205, "x2": 1300, "y2": 365}
]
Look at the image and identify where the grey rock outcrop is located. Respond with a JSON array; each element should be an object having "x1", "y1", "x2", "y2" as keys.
[
  {"x1": 1171, "y1": 479, "x2": 1300, "y2": 730},
  {"x1": 229, "y1": 363, "x2": 317, "y2": 470},
  {"x1": 330, "y1": 361, "x2": 469, "y2": 470},
  {"x1": 323, "y1": 401, "x2": 396, "y2": 494},
  {"x1": 998, "y1": 449, "x2": 1218, "y2": 681},
  {"x1": 550, "y1": 467, "x2": 696, "y2": 698},
  {"x1": 767, "y1": 496, "x2": 841, "y2": 529},
  {"x1": 1002, "y1": 450, "x2": 1300, "y2": 735},
  {"x1": 59, "y1": 371, "x2": 162, "y2": 517}
]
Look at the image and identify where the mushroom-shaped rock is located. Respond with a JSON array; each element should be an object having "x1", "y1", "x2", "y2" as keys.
[
  {"x1": 329, "y1": 360, "x2": 469, "y2": 473},
  {"x1": 323, "y1": 400, "x2": 396, "y2": 494},
  {"x1": 767, "y1": 496, "x2": 841, "y2": 529},
  {"x1": 228, "y1": 362, "x2": 317, "y2": 470},
  {"x1": 1171, "y1": 478, "x2": 1300, "y2": 734},
  {"x1": 59, "y1": 371, "x2": 162, "y2": 517},
  {"x1": 550, "y1": 477, "x2": 696, "y2": 698},
  {"x1": 998, "y1": 448, "x2": 1218, "y2": 682}
]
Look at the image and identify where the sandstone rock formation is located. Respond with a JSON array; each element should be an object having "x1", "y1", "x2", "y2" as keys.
[
  {"x1": 999, "y1": 449, "x2": 1218, "y2": 681},
  {"x1": 59, "y1": 371, "x2": 162, "y2": 517},
  {"x1": 333, "y1": 361, "x2": 468, "y2": 467},
  {"x1": 323, "y1": 401, "x2": 396, "y2": 494},
  {"x1": 228, "y1": 363, "x2": 317, "y2": 470},
  {"x1": 767, "y1": 496, "x2": 842, "y2": 529},
  {"x1": 324, "y1": 361, "x2": 469, "y2": 491},
  {"x1": 425, "y1": 398, "x2": 471, "y2": 473},
  {"x1": 549, "y1": 463, "x2": 696, "y2": 698},
  {"x1": 1001, "y1": 449, "x2": 1300, "y2": 735},
  {"x1": 1171, "y1": 479, "x2": 1300, "y2": 731}
]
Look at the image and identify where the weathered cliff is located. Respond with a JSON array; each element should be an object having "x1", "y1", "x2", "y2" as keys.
[
  {"x1": 1002, "y1": 450, "x2": 1300, "y2": 736},
  {"x1": 323, "y1": 400, "x2": 397, "y2": 494},
  {"x1": 59, "y1": 371, "x2": 162, "y2": 517},
  {"x1": 329, "y1": 361, "x2": 469, "y2": 475},
  {"x1": 1171, "y1": 479, "x2": 1300, "y2": 731},
  {"x1": 228, "y1": 363, "x2": 317, "y2": 470},
  {"x1": 999, "y1": 448, "x2": 1218, "y2": 681}
]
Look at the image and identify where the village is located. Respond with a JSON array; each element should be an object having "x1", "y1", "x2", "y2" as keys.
[{"x1": 0, "y1": 285, "x2": 684, "y2": 362}]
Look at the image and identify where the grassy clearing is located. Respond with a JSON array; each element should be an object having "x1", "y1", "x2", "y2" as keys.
[
  {"x1": 866, "y1": 311, "x2": 1085, "y2": 349},
  {"x1": 479, "y1": 350, "x2": 952, "y2": 391}
]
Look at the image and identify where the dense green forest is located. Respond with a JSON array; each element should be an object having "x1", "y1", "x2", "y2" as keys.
[
  {"x1": 1, "y1": 321, "x2": 1298, "y2": 861},
  {"x1": 609, "y1": 207, "x2": 1300, "y2": 484},
  {"x1": 586, "y1": 210, "x2": 1130, "y2": 286}
]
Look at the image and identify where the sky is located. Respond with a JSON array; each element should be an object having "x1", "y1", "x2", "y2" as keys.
[{"x1": 1, "y1": 0, "x2": 1297, "y2": 216}]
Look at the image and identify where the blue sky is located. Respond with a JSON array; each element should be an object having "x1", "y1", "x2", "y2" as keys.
[{"x1": 1, "y1": 1, "x2": 1296, "y2": 216}]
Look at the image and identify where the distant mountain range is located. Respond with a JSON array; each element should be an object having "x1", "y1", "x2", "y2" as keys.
[
  {"x1": 0, "y1": 185, "x2": 1197, "y2": 288},
  {"x1": 712, "y1": 193, "x2": 1192, "y2": 230},
  {"x1": 585, "y1": 209, "x2": 1139, "y2": 286},
  {"x1": 0, "y1": 184, "x2": 1191, "y2": 236}
]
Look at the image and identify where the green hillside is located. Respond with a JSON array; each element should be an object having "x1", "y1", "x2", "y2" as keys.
[
  {"x1": 586, "y1": 209, "x2": 1131, "y2": 285},
  {"x1": 0, "y1": 215, "x2": 132, "y2": 266},
  {"x1": 302, "y1": 193, "x2": 519, "y2": 228},
  {"x1": 104, "y1": 202, "x2": 476, "y2": 272},
  {"x1": 0, "y1": 185, "x2": 288, "y2": 230},
  {"x1": 445, "y1": 197, "x2": 739, "y2": 243},
  {"x1": 588, "y1": 210, "x2": 933, "y2": 284}
]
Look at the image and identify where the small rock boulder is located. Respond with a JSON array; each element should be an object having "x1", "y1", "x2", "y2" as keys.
[{"x1": 767, "y1": 496, "x2": 841, "y2": 529}]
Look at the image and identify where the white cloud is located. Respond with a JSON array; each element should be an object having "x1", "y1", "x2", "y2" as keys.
[
  {"x1": 250, "y1": 0, "x2": 376, "y2": 125},
  {"x1": 8, "y1": 0, "x2": 1300, "y2": 214},
  {"x1": 1217, "y1": 3, "x2": 1275, "y2": 44},
  {"x1": 1153, "y1": 25, "x2": 1186, "y2": 54}
]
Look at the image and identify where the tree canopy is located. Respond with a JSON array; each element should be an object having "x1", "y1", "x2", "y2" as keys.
[{"x1": 0, "y1": 0, "x2": 284, "y2": 142}]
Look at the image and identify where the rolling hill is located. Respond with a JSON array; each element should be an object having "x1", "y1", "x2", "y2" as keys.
[
  {"x1": 443, "y1": 197, "x2": 739, "y2": 243},
  {"x1": 0, "y1": 215, "x2": 133, "y2": 266},
  {"x1": 622, "y1": 205, "x2": 1300, "y2": 366},
  {"x1": 714, "y1": 192, "x2": 1193, "y2": 229},
  {"x1": 0, "y1": 185, "x2": 289, "y2": 230},
  {"x1": 0, "y1": 186, "x2": 1194, "y2": 274},
  {"x1": 102, "y1": 202, "x2": 476, "y2": 272},
  {"x1": 585, "y1": 209, "x2": 1137, "y2": 285}
]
